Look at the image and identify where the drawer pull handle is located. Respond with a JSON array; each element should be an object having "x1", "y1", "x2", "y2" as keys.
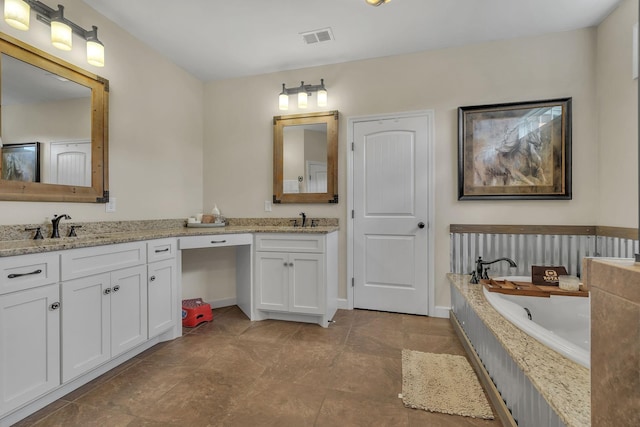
[
  {"x1": 50, "y1": 302, "x2": 60, "y2": 310},
  {"x1": 150, "y1": 276, "x2": 156, "y2": 282},
  {"x1": 211, "y1": 240, "x2": 227, "y2": 244},
  {"x1": 155, "y1": 248, "x2": 170, "y2": 253},
  {"x1": 103, "y1": 288, "x2": 112, "y2": 295},
  {"x1": 112, "y1": 285, "x2": 120, "y2": 293},
  {"x1": 8, "y1": 269, "x2": 42, "y2": 279}
]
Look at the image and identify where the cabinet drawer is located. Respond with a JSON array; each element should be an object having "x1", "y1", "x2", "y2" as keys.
[
  {"x1": 255, "y1": 234, "x2": 325, "y2": 253},
  {"x1": 0, "y1": 253, "x2": 60, "y2": 295},
  {"x1": 147, "y1": 238, "x2": 177, "y2": 263},
  {"x1": 178, "y1": 233, "x2": 252, "y2": 249},
  {"x1": 61, "y1": 242, "x2": 146, "y2": 281}
]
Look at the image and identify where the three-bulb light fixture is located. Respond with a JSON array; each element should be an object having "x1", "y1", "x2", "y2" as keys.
[
  {"x1": 279, "y1": 79, "x2": 328, "y2": 111},
  {"x1": 365, "y1": 0, "x2": 391, "y2": 6},
  {"x1": 4, "y1": 0, "x2": 105, "y2": 67}
]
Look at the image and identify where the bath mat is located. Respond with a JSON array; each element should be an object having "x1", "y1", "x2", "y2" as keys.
[{"x1": 401, "y1": 349, "x2": 494, "y2": 419}]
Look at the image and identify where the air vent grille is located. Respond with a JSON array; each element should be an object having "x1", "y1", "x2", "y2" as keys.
[{"x1": 300, "y1": 27, "x2": 334, "y2": 45}]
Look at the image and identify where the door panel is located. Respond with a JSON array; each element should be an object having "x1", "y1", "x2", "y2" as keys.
[
  {"x1": 353, "y1": 116, "x2": 430, "y2": 314},
  {"x1": 111, "y1": 265, "x2": 147, "y2": 357}
]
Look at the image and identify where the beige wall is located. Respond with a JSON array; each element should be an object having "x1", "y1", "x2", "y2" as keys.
[
  {"x1": 596, "y1": 0, "x2": 639, "y2": 228},
  {"x1": 0, "y1": 1, "x2": 634, "y2": 311},
  {"x1": 204, "y1": 29, "x2": 600, "y2": 308},
  {"x1": 0, "y1": 0, "x2": 204, "y2": 223}
]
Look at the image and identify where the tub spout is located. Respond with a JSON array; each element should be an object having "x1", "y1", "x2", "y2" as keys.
[{"x1": 470, "y1": 256, "x2": 518, "y2": 284}]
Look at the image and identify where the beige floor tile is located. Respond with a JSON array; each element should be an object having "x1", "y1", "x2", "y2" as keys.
[{"x1": 17, "y1": 308, "x2": 504, "y2": 427}]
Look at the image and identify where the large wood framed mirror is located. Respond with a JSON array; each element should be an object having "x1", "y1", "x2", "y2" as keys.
[
  {"x1": 0, "y1": 32, "x2": 108, "y2": 202},
  {"x1": 273, "y1": 110, "x2": 338, "y2": 203}
]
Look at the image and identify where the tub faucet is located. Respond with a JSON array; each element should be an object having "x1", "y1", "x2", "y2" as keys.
[
  {"x1": 470, "y1": 256, "x2": 518, "y2": 284},
  {"x1": 51, "y1": 214, "x2": 71, "y2": 238},
  {"x1": 299, "y1": 212, "x2": 307, "y2": 228}
]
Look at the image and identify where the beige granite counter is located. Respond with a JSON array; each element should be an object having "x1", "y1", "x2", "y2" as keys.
[
  {"x1": 448, "y1": 273, "x2": 591, "y2": 427},
  {"x1": 0, "y1": 218, "x2": 339, "y2": 257}
]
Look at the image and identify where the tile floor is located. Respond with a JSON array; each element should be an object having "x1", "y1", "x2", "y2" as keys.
[{"x1": 16, "y1": 307, "x2": 504, "y2": 426}]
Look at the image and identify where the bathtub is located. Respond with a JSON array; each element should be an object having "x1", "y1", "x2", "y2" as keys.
[{"x1": 482, "y1": 276, "x2": 590, "y2": 368}]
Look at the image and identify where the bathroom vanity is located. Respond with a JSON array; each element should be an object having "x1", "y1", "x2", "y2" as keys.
[{"x1": 0, "y1": 221, "x2": 338, "y2": 426}]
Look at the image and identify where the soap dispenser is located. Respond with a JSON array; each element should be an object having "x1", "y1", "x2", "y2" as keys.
[{"x1": 212, "y1": 204, "x2": 221, "y2": 223}]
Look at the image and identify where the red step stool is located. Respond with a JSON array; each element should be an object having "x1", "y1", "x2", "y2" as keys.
[{"x1": 181, "y1": 298, "x2": 213, "y2": 327}]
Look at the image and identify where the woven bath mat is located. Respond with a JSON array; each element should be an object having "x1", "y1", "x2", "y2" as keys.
[{"x1": 401, "y1": 349, "x2": 494, "y2": 419}]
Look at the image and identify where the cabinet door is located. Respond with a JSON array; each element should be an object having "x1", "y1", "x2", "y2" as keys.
[
  {"x1": 255, "y1": 252, "x2": 289, "y2": 312},
  {"x1": 148, "y1": 259, "x2": 177, "y2": 338},
  {"x1": 289, "y1": 253, "x2": 324, "y2": 315},
  {"x1": 0, "y1": 284, "x2": 60, "y2": 415},
  {"x1": 61, "y1": 273, "x2": 110, "y2": 383},
  {"x1": 111, "y1": 265, "x2": 148, "y2": 357}
]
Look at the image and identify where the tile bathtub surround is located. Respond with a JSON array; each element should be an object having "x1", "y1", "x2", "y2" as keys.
[
  {"x1": 583, "y1": 258, "x2": 640, "y2": 427},
  {"x1": 14, "y1": 308, "x2": 503, "y2": 427},
  {"x1": 448, "y1": 274, "x2": 591, "y2": 427}
]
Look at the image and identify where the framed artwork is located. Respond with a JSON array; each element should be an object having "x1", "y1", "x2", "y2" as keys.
[
  {"x1": 458, "y1": 98, "x2": 571, "y2": 200},
  {"x1": 1, "y1": 142, "x2": 40, "y2": 182}
]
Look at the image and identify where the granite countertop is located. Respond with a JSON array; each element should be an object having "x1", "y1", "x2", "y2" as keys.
[
  {"x1": 447, "y1": 273, "x2": 590, "y2": 427},
  {"x1": 0, "y1": 219, "x2": 339, "y2": 257}
]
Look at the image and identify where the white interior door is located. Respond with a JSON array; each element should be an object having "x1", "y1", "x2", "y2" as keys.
[
  {"x1": 353, "y1": 116, "x2": 430, "y2": 314},
  {"x1": 49, "y1": 141, "x2": 91, "y2": 186},
  {"x1": 306, "y1": 161, "x2": 327, "y2": 193}
]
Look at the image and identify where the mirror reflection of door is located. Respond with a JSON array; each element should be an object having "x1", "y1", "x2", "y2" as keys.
[
  {"x1": 283, "y1": 123, "x2": 328, "y2": 193},
  {"x1": 1, "y1": 53, "x2": 92, "y2": 187},
  {"x1": 49, "y1": 141, "x2": 92, "y2": 186}
]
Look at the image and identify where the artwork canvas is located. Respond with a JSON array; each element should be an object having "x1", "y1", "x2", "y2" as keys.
[
  {"x1": 1, "y1": 142, "x2": 40, "y2": 182},
  {"x1": 458, "y1": 98, "x2": 571, "y2": 200}
]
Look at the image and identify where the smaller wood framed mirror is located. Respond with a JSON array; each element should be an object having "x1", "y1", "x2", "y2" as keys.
[{"x1": 273, "y1": 110, "x2": 338, "y2": 203}]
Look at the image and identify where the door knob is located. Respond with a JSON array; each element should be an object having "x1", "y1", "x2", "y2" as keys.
[{"x1": 418, "y1": 222, "x2": 425, "y2": 229}]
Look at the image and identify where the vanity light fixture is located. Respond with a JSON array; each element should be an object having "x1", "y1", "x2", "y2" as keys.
[
  {"x1": 365, "y1": 0, "x2": 391, "y2": 6},
  {"x1": 3, "y1": 0, "x2": 105, "y2": 67},
  {"x1": 278, "y1": 79, "x2": 328, "y2": 111}
]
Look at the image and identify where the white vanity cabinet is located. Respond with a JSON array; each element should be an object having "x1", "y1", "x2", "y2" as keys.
[
  {"x1": 146, "y1": 238, "x2": 178, "y2": 338},
  {"x1": 0, "y1": 251, "x2": 60, "y2": 415},
  {"x1": 254, "y1": 232, "x2": 338, "y2": 327},
  {"x1": 60, "y1": 242, "x2": 148, "y2": 382}
]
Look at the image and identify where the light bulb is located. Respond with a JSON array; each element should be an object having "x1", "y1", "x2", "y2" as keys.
[
  {"x1": 87, "y1": 39, "x2": 104, "y2": 67},
  {"x1": 51, "y1": 20, "x2": 72, "y2": 51},
  {"x1": 279, "y1": 93, "x2": 289, "y2": 110},
  {"x1": 298, "y1": 91, "x2": 308, "y2": 109},
  {"x1": 4, "y1": 0, "x2": 30, "y2": 31},
  {"x1": 317, "y1": 88, "x2": 328, "y2": 107}
]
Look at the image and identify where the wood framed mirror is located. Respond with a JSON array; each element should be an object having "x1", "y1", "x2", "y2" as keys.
[
  {"x1": 0, "y1": 32, "x2": 109, "y2": 203},
  {"x1": 273, "y1": 110, "x2": 338, "y2": 203}
]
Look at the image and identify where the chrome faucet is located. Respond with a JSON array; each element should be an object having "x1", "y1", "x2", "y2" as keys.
[
  {"x1": 299, "y1": 212, "x2": 307, "y2": 228},
  {"x1": 51, "y1": 214, "x2": 71, "y2": 238},
  {"x1": 470, "y1": 256, "x2": 518, "y2": 284}
]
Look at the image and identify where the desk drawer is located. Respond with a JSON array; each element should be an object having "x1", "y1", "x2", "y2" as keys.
[
  {"x1": 147, "y1": 238, "x2": 177, "y2": 263},
  {"x1": 255, "y1": 234, "x2": 325, "y2": 253},
  {"x1": 179, "y1": 234, "x2": 252, "y2": 250},
  {"x1": 0, "y1": 253, "x2": 60, "y2": 295},
  {"x1": 61, "y1": 242, "x2": 146, "y2": 281}
]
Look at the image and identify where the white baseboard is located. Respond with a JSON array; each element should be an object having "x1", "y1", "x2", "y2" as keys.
[
  {"x1": 206, "y1": 297, "x2": 237, "y2": 309},
  {"x1": 432, "y1": 306, "x2": 450, "y2": 318}
]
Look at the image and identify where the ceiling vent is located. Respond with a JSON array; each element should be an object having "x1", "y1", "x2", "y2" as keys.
[{"x1": 300, "y1": 27, "x2": 334, "y2": 45}]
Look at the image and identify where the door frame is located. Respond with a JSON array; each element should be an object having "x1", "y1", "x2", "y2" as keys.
[{"x1": 346, "y1": 110, "x2": 436, "y2": 315}]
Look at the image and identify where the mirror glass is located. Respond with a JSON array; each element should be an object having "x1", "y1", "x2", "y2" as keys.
[
  {"x1": 2, "y1": 54, "x2": 92, "y2": 186},
  {"x1": 282, "y1": 123, "x2": 328, "y2": 194},
  {"x1": 273, "y1": 111, "x2": 338, "y2": 203},
  {"x1": 0, "y1": 32, "x2": 109, "y2": 202}
]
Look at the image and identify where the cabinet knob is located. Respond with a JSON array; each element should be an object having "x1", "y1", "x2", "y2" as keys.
[
  {"x1": 112, "y1": 285, "x2": 120, "y2": 293},
  {"x1": 284, "y1": 262, "x2": 288, "y2": 267},
  {"x1": 49, "y1": 302, "x2": 60, "y2": 310},
  {"x1": 103, "y1": 288, "x2": 111, "y2": 295},
  {"x1": 289, "y1": 262, "x2": 294, "y2": 267},
  {"x1": 150, "y1": 276, "x2": 156, "y2": 282}
]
